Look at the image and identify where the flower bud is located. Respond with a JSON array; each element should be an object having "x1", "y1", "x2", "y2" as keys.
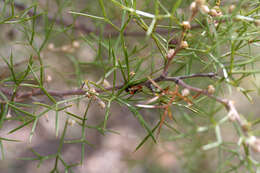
[
  {"x1": 167, "y1": 49, "x2": 175, "y2": 59},
  {"x1": 97, "y1": 99, "x2": 106, "y2": 109},
  {"x1": 89, "y1": 88, "x2": 98, "y2": 95},
  {"x1": 190, "y1": 2, "x2": 197, "y2": 13},
  {"x1": 180, "y1": 41, "x2": 189, "y2": 49},
  {"x1": 47, "y1": 43, "x2": 55, "y2": 51},
  {"x1": 182, "y1": 21, "x2": 191, "y2": 30},
  {"x1": 246, "y1": 136, "x2": 260, "y2": 153},
  {"x1": 214, "y1": 21, "x2": 219, "y2": 27},
  {"x1": 200, "y1": 5, "x2": 210, "y2": 14},
  {"x1": 103, "y1": 79, "x2": 111, "y2": 88},
  {"x1": 61, "y1": 45, "x2": 71, "y2": 52},
  {"x1": 228, "y1": 4, "x2": 236, "y2": 13},
  {"x1": 254, "y1": 20, "x2": 260, "y2": 27},
  {"x1": 46, "y1": 75, "x2": 52, "y2": 82},
  {"x1": 209, "y1": 9, "x2": 218, "y2": 17},
  {"x1": 217, "y1": 11, "x2": 223, "y2": 17},
  {"x1": 130, "y1": 71, "x2": 136, "y2": 77},
  {"x1": 241, "y1": 122, "x2": 251, "y2": 132},
  {"x1": 72, "y1": 41, "x2": 80, "y2": 48},
  {"x1": 195, "y1": 0, "x2": 205, "y2": 6},
  {"x1": 181, "y1": 88, "x2": 190, "y2": 97},
  {"x1": 45, "y1": 114, "x2": 49, "y2": 122},
  {"x1": 207, "y1": 85, "x2": 215, "y2": 94},
  {"x1": 68, "y1": 118, "x2": 76, "y2": 126},
  {"x1": 6, "y1": 111, "x2": 12, "y2": 118},
  {"x1": 210, "y1": 6, "x2": 223, "y2": 17}
]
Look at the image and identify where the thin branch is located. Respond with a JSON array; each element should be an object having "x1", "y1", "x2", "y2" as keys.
[
  {"x1": 11, "y1": 2, "x2": 201, "y2": 38},
  {"x1": 0, "y1": 72, "x2": 245, "y2": 137},
  {"x1": 177, "y1": 72, "x2": 217, "y2": 79},
  {"x1": 0, "y1": 73, "x2": 216, "y2": 99}
]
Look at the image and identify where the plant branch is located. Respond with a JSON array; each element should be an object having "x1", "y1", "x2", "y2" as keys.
[
  {"x1": 5, "y1": 1, "x2": 244, "y2": 136},
  {"x1": 1, "y1": 0, "x2": 257, "y2": 155},
  {"x1": 11, "y1": 2, "x2": 201, "y2": 38},
  {"x1": 0, "y1": 73, "x2": 215, "y2": 99}
]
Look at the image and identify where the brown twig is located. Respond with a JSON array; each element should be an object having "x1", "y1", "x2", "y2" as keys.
[
  {"x1": 0, "y1": 73, "x2": 216, "y2": 100},
  {"x1": 135, "y1": 73, "x2": 247, "y2": 136},
  {"x1": 11, "y1": 2, "x2": 201, "y2": 38}
]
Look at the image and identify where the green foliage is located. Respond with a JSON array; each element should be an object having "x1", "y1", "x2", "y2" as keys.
[{"x1": 0, "y1": 0, "x2": 260, "y2": 172}]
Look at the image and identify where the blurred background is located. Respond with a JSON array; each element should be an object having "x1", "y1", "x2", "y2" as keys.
[{"x1": 0, "y1": 0, "x2": 259, "y2": 172}]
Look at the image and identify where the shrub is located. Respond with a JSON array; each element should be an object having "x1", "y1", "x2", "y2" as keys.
[{"x1": 0, "y1": 0, "x2": 260, "y2": 172}]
